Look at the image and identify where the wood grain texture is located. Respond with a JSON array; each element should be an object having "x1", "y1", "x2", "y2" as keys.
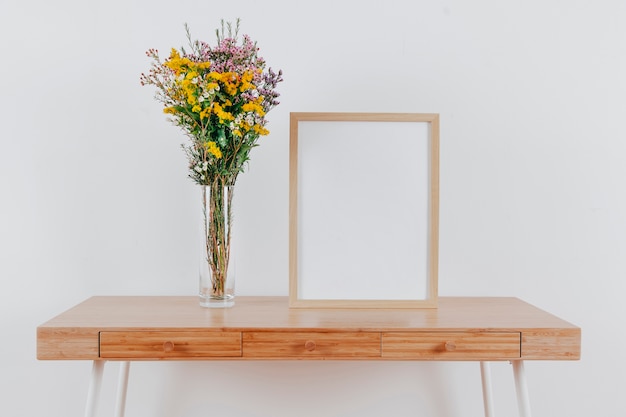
[
  {"x1": 36, "y1": 296, "x2": 580, "y2": 361},
  {"x1": 37, "y1": 327, "x2": 99, "y2": 360},
  {"x1": 100, "y1": 331, "x2": 241, "y2": 359},
  {"x1": 382, "y1": 331, "x2": 520, "y2": 360},
  {"x1": 243, "y1": 331, "x2": 381, "y2": 359},
  {"x1": 522, "y1": 329, "x2": 581, "y2": 360}
]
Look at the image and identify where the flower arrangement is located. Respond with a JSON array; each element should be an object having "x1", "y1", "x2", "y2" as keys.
[
  {"x1": 140, "y1": 19, "x2": 283, "y2": 186},
  {"x1": 140, "y1": 20, "x2": 282, "y2": 307}
]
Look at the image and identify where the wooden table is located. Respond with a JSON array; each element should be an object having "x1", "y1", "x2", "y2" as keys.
[{"x1": 37, "y1": 296, "x2": 580, "y2": 417}]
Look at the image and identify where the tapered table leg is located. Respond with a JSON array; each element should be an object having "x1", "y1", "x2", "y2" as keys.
[
  {"x1": 84, "y1": 360, "x2": 105, "y2": 417},
  {"x1": 512, "y1": 360, "x2": 532, "y2": 417},
  {"x1": 480, "y1": 361, "x2": 495, "y2": 417},
  {"x1": 114, "y1": 361, "x2": 131, "y2": 417}
]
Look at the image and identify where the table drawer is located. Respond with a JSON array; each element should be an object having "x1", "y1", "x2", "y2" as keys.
[
  {"x1": 243, "y1": 332, "x2": 381, "y2": 358},
  {"x1": 382, "y1": 332, "x2": 521, "y2": 360},
  {"x1": 100, "y1": 331, "x2": 242, "y2": 359}
]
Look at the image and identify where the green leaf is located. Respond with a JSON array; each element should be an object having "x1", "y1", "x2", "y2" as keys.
[{"x1": 217, "y1": 128, "x2": 227, "y2": 147}]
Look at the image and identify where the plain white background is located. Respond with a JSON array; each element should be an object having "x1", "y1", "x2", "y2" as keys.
[{"x1": 1, "y1": 0, "x2": 624, "y2": 416}]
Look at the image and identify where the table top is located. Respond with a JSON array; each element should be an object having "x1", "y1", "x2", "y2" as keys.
[{"x1": 37, "y1": 296, "x2": 580, "y2": 361}]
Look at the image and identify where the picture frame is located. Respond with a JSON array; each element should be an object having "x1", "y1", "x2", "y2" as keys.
[{"x1": 289, "y1": 112, "x2": 439, "y2": 308}]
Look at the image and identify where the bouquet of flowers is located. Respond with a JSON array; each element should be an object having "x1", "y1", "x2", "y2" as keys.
[
  {"x1": 141, "y1": 20, "x2": 282, "y2": 307},
  {"x1": 140, "y1": 19, "x2": 283, "y2": 186}
]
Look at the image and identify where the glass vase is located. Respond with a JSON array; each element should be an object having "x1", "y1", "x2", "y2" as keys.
[{"x1": 199, "y1": 182, "x2": 235, "y2": 308}]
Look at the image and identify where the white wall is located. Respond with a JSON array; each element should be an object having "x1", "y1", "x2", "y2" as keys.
[{"x1": 1, "y1": 0, "x2": 624, "y2": 416}]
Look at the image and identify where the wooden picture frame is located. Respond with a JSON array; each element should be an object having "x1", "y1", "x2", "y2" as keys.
[{"x1": 289, "y1": 113, "x2": 439, "y2": 308}]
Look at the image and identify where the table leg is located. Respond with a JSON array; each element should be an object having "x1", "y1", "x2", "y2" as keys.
[
  {"x1": 480, "y1": 361, "x2": 495, "y2": 417},
  {"x1": 512, "y1": 360, "x2": 532, "y2": 417},
  {"x1": 85, "y1": 360, "x2": 105, "y2": 417},
  {"x1": 114, "y1": 361, "x2": 131, "y2": 417}
]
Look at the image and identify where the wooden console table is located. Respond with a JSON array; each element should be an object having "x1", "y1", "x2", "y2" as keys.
[{"x1": 37, "y1": 296, "x2": 580, "y2": 417}]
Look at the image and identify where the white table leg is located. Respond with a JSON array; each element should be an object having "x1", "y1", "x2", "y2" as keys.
[
  {"x1": 85, "y1": 360, "x2": 105, "y2": 417},
  {"x1": 480, "y1": 361, "x2": 495, "y2": 417},
  {"x1": 512, "y1": 360, "x2": 532, "y2": 417},
  {"x1": 114, "y1": 361, "x2": 131, "y2": 417}
]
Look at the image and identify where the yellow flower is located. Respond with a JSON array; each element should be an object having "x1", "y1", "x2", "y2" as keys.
[
  {"x1": 213, "y1": 102, "x2": 234, "y2": 122},
  {"x1": 181, "y1": 79, "x2": 198, "y2": 105},
  {"x1": 204, "y1": 141, "x2": 222, "y2": 159},
  {"x1": 199, "y1": 107, "x2": 212, "y2": 120},
  {"x1": 219, "y1": 72, "x2": 236, "y2": 82},
  {"x1": 237, "y1": 119, "x2": 251, "y2": 133},
  {"x1": 239, "y1": 70, "x2": 255, "y2": 92},
  {"x1": 186, "y1": 94, "x2": 198, "y2": 106},
  {"x1": 196, "y1": 61, "x2": 211, "y2": 70},
  {"x1": 223, "y1": 83, "x2": 237, "y2": 95},
  {"x1": 242, "y1": 102, "x2": 265, "y2": 117},
  {"x1": 253, "y1": 124, "x2": 270, "y2": 136},
  {"x1": 163, "y1": 106, "x2": 177, "y2": 114},
  {"x1": 164, "y1": 48, "x2": 192, "y2": 74},
  {"x1": 218, "y1": 72, "x2": 239, "y2": 95}
]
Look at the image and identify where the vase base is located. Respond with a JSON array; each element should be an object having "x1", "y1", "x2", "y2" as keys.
[{"x1": 199, "y1": 295, "x2": 235, "y2": 308}]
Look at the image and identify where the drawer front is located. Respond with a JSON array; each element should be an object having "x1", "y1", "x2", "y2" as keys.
[
  {"x1": 382, "y1": 332, "x2": 520, "y2": 360},
  {"x1": 100, "y1": 331, "x2": 242, "y2": 359},
  {"x1": 243, "y1": 332, "x2": 381, "y2": 358}
]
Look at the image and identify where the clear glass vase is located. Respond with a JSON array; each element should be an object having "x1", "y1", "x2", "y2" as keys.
[{"x1": 199, "y1": 182, "x2": 235, "y2": 308}]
